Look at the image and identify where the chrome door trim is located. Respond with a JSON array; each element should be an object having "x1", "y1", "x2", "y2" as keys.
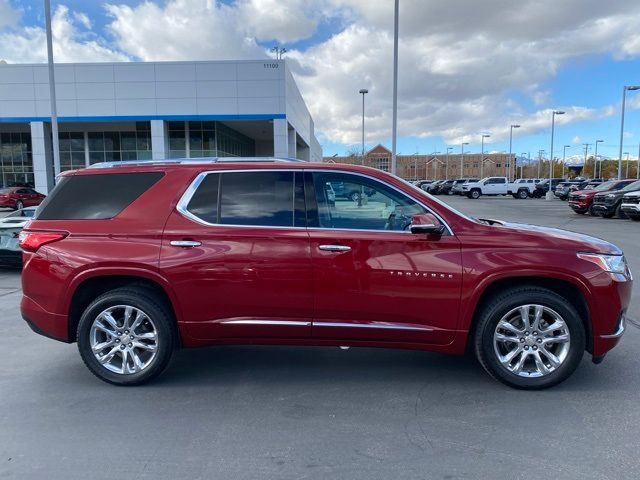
[
  {"x1": 170, "y1": 240, "x2": 202, "y2": 247},
  {"x1": 318, "y1": 245, "x2": 352, "y2": 252},
  {"x1": 175, "y1": 168, "x2": 454, "y2": 236},
  {"x1": 220, "y1": 319, "x2": 311, "y2": 327},
  {"x1": 313, "y1": 321, "x2": 433, "y2": 332}
]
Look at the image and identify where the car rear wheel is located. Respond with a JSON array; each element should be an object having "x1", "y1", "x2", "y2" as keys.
[
  {"x1": 77, "y1": 287, "x2": 176, "y2": 386},
  {"x1": 517, "y1": 189, "x2": 528, "y2": 199},
  {"x1": 15, "y1": 200, "x2": 23, "y2": 210},
  {"x1": 474, "y1": 286, "x2": 585, "y2": 389}
]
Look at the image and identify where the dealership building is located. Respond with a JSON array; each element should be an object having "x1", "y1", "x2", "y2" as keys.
[{"x1": 0, "y1": 59, "x2": 321, "y2": 193}]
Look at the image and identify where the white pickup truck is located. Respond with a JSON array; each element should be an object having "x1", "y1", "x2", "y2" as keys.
[{"x1": 461, "y1": 177, "x2": 537, "y2": 199}]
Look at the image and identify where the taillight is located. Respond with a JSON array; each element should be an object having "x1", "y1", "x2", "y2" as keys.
[{"x1": 18, "y1": 231, "x2": 68, "y2": 252}]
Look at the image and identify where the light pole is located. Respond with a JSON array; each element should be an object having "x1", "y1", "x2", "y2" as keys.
[
  {"x1": 460, "y1": 142, "x2": 469, "y2": 178},
  {"x1": 547, "y1": 110, "x2": 564, "y2": 200},
  {"x1": 45, "y1": 0, "x2": 61, "y2": 179},
  {"x1": 583, "y1": 143, "x2": 591, "y2": 178},
  {"x1": 508, "y1": 124, "x2": 520, "y2": 181},
  {"x1": 445, "y1": 147, "x2": 453, "y2": 179},
  {"x1": 618, "y1": 86, "x2": 640, "y2": 179},
  {"x1": 390, "y1": 0, "x2": 399, "y2": 176},
  {"x1": 637, "y1": 143, "x2": 640, "y2": 180},
  {"x1": 271, "y1": 46, "x2": 287, "y2": 59},
  {"x1": 625, "y1": 152, "x2": 630, "y2": 178},
  {"x1": 480, "y1": 134, "x2": 490, "y2": 178},
  {"x1": 359, "y1": 89, "x2": 368, "y2": 164},
  {"x1": 593, "y1": 139, "x2": 603, "y2": 178},
  {"x1": 562, "y1": 145, "x2": 570, "y2": 179},
  {"x1": 537, "y1": 150, "x2": 545, "y2": 179}
]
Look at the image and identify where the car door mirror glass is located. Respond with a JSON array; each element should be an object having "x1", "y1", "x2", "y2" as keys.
[{"x1": 409, "y1": 214, "x2": 445, "y2": 235}]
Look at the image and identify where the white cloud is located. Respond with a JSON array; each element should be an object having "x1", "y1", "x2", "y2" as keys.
[
  {"x1": 236, "y1": 0, "x2": 319, "y2": 43},
  {"x1": 105, "y1": 0, "x2": 264, "y2": 61},
  {"x1": 0, "y1": 0, "x2": 19, "y2": 31},
  {"x1": 0, "y1": 4, "x2": 127, "y2": 63}
]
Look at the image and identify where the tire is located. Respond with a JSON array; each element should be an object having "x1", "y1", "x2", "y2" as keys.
[
  {"x1": 615, "y1": 204, "x2": 627, "y2": 219},
  {"x1": 588, "y1": 205, "x2": 597, "y2": 216},
  {"x1": 601, "y1": 211, "x2": 614, "y2": 219},
  {"x1": 470, "y1": 189, "x2": 481, "y2": 199},
  {"x1": 349, "y1": 191, "x2": 361, "y2": 202},
  {"x1": 517, "y1": 189, "x2": 529, "y2": 199},
  {"x1": 474, "y1": 286, "x2": 585, "y2": 389},
  {"x1": 629, "y1": 214, "x2": 640, "y2": 222},
  {"x1": 77, "y1": 287, "x2": 176, "y2": 386},
  {"x1": 15, "y1": 200, "x2": 24, "y2": 210}
]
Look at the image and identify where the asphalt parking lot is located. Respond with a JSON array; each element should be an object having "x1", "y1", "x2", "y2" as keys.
[{"x1": 1, "y1": 198, "x2": 639, "y2": 480}]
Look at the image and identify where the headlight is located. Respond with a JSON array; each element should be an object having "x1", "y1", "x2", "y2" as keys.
[
  {"x1": 577, "y1": 253, "x2": 629, "y2": 276},
  {"x1": 578, "y1": 195, "x2": 587, "y2": 199}
]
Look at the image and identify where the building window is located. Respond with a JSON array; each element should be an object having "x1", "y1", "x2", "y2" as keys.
[
  {"x1": 58, "y1": 132, "x2": 85, "y2": 171},
  {"x1": 188, "y1": 121, "x2": 216, "y2": 158},
  {"x1": 216, "y1": 122, "x2": 255, "y2": 157},
  {"x1": 88, "y1": 123, "x2": 152, "y2": 164},
  {"x1": 168, "y1": 121, "x2": 186, "y2": 159},
  {"x1": 0, "y1": 132, "x2": 33, "y2": 187}
]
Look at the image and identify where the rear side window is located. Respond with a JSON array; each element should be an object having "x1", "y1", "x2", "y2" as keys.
[
  {"x1": 36, "y1": 172, "x2": 163, "y2": 220},
  {"x1": 185, "y1": 171, "x2": 304, "y2": 227}
]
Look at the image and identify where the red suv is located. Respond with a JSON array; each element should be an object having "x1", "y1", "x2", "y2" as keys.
[{"x1": 19, "y1": 160, "x2": 632, "y2": 389}]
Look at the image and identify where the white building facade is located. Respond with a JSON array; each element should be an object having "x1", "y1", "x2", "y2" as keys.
[{"x1": 0, "y1": 60, "x2": 322, "y2": 193}]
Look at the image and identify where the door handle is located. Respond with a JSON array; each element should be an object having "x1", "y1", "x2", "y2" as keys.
[
  {"x1": 170, "y1": 240, "x2": 202, "y2": 248},
  {"x1": 318, "y1": 244, "x2": 351, "y2": 252}
]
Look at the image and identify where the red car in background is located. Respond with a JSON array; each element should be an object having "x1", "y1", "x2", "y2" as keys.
[
  {"x1": 0, "y1": 187, "x2": 46, "y2": 210},
  {"x1": 568, "y1": 180, "x2": 635, "y2": 216}
]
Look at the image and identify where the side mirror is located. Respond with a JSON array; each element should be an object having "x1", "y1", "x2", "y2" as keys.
[{"x1": 409, "y1": 213, "x2": 446, "y2": 235}]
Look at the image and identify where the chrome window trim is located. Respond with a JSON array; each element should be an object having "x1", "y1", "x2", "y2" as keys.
[
  {"x1": 314, "y1": 321, "x2": 433, "y2": 332},
  {"x1": 176, "y1": 168, "x2": 454, "y2": 235}
]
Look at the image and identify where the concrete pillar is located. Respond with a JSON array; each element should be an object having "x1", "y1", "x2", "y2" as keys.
[
  {"x1": 151, "y1": 120, "x2": 167, "y2": 160},
  {"x1": 30, "y1": 122, "x2": 54, "y2": 194},
  {"x1": 273, "y1": 119, "x2": 288, "y2": 158},
  {"x1": 287, "y1": 127, "x2": 297, "y2": 159}
]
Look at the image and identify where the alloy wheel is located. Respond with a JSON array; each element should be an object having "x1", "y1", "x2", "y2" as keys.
[
  {"x1": 493, "y1": 304, "x2": 570, "y2": 378},
  {"x1": 89, "y1": 305, "x2": 158, "y2": 375}
]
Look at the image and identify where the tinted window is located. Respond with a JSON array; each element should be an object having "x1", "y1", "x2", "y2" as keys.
[
  {"x1": 220, "y1": 172, "x2": 295, "y2": 226},
  {"x1": 36, "y1": 172, "x2": 163, "y2": 220},
  {"x1": 311, "y1": 172, "x2": 428, "y2": 231},
  {"x1": 186, "y1": 173, "x2": 220, "y2": 224}
]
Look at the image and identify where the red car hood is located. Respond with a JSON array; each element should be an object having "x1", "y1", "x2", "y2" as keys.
[{"x1": 478, "y1": 219, "x2": 622, "y2": 255}]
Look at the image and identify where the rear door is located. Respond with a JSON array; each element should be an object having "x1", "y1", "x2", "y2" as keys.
[{"x1": 160, "y1": 169, "x2": 313, "y2": 341}]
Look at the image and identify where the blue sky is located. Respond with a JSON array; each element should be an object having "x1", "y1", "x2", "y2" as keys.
[{"x1": 3, "y1": 0, "x2": 640, "y2": 162}]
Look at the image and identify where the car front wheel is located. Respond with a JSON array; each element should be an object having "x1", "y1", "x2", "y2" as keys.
[
  {"x1": 15, "y1": 200, "x2": 24, "y2": 210},
  {"x1": 474, "y1": 286, "x2": 585, "y2": 389},
  {"x1": 77, "y1": 287, "x2": 176, "y2": 386}
]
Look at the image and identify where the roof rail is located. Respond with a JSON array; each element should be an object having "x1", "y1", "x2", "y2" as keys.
[{"x1": 87, "y1": 157, "x2": 308, "y2": 169}]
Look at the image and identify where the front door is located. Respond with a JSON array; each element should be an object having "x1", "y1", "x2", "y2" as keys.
[
  {"x1": 160, "y1": 170, "x2": 312, "y2": 340},
  {"x1": 306, "y1": 171, "x2": 462, "y2": 345}
]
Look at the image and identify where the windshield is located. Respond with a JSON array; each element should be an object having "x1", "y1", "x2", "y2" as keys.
[
  {"x1": 594, "y1": 181, "x2": 616, "y2": 191},
  {"x1": 621, "y1": 180, "x2": 640, "y2": 192}
]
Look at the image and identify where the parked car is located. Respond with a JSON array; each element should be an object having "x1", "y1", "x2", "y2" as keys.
[
  {"x1": 451, "y1": 178, "x2": 479, "y2": 195},
  {"x1": 620, "y1": 191, "x2": 640, "y2": 221},
  {"x1": 426, "y1": 180, "x2": 444, "y2": 194},
  {"x1": 0, "y1": 187, "x2": 46, "y2": 210},
  {"x1": 555, "y1": 181, "x2": 587, "y2": 201},
  {"x1": 568, "y1": 180, "x2": 635, "y2": 215},
  {"x1": 461, "y1": 177, "x2": 534, "y2": 199},
  {"x1": 414, "y1": 180, "x2": 433, "y2": 191},
  {"x1": 20, "y1": 159, "x2": 632, "y2": 389},
  {"x1": 439, "y1": 179, "x2": 461, "y2": 195},
  {"x1": 432, "y1": 179, "x2": 455, "y2": 195},
  {"x1": 532, "y1": 178, "x2": 564, "y2": 198},
  {"x1": 592, "y1": 180, "x2": 640, "y2": 219},
  {"x1": 0, "y1": 206, "x2": 37, "y2": 266},
  {"x1": 329, "y1": 181, "x2": 374, "y2": 201}
]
